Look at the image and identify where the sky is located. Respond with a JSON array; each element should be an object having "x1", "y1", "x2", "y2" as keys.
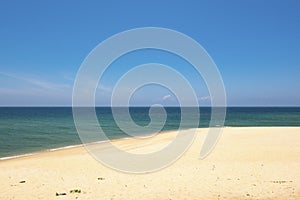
[{"x1": 0, "y1": 0, "x2": 299, "y2": 106}]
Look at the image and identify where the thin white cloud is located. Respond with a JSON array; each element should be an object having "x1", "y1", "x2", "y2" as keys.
[
  {"x1": 200, "y1": 96, "x2": 211, "y2": 101},
  {"x1": 98, "y1": 84, "x2": 112, "y2": 93},
  {"x1": 162, "y1": 94, "x2": 172, "y2": 101},
  {"x1": 62, "y1": 74, "x2": 75, "y2": 82},
  {"x1": 0, "y1": 72, "x2": 70, "y2": 91}
]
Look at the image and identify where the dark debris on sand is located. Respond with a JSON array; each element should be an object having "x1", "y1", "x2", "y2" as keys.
[{"x1": 56, "y1": 192, "x2": 67, "y2": 196}]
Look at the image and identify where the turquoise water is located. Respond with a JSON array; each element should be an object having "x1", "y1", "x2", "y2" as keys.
[{"x1": 0, "y1": 107, "x2": 299, "y2": 158}]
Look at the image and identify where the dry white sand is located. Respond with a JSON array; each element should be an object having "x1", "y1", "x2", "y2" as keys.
[{"x1": 0, "y1": 127, "x2": 299, "y2": 199}]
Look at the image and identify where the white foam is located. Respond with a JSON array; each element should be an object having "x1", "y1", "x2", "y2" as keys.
[
  {"x1": 49, "y1": 144, "x2": 83, "y2": 152},
  {"x1": 0, "y1": 152, "x2": 38, "y2": 161},
  {"x1": 0, "y1": 140, "x2": 111, "y2": 161}
]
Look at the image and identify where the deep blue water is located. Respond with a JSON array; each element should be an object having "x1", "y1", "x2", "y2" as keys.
[{"x1": 0, "y1": 107, "x2": 299, "y2": 158}]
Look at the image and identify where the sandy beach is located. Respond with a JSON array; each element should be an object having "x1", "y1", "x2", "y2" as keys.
[{"x1": 0, "y1": 127, "x2": 299, "y2": 199}]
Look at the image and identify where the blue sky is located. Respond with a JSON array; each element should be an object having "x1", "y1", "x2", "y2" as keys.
[{"x1": 0, "y1": 0, "x2": 299, "y2": 106}]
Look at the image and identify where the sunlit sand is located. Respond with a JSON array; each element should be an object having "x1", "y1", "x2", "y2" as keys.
[{"x1": 0, "y1": 127, "x2": 299, "y2": 199}]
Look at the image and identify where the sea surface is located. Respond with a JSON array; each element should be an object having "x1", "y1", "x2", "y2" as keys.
[{"x1": 0, "y1": 107, "x2": 299, "y2": 158}]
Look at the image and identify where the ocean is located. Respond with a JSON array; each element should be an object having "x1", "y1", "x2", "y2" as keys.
[{"x1": 0, "y1": 107, "x2": 299, "y2": 159}]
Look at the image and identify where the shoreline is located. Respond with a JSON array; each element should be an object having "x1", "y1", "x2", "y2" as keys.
[
  {"x1": 0, "y1": 127, "x2": 200, "y2": 161},
  {"x1": 0, "y1": 126, "x2": 298, "y2": 161}
]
